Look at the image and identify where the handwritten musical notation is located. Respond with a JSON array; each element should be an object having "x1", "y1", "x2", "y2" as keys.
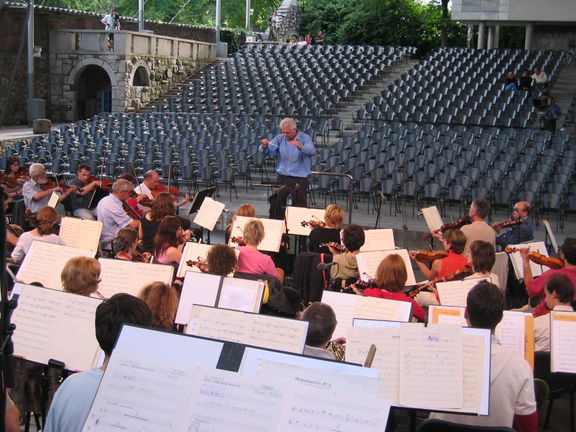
[
  {"x1": 551, "y1": 311, "x2": 576, "y2": 373},
  {"x1": 229, "y1": 216, "x2": 285, "y2": 252},
  {"x1": 356, "y1": 249, "x2": 416, "y2": 285},
  {"x1": 59, "y1": 217, "x2": 103, "y2": 252},
  {"x1": 97, "y1": 259, "x2": 174, "y2": 298}
]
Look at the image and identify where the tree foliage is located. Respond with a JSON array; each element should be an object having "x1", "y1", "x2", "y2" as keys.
[{"x1": 300, "y1": 0, "x2": 466, "y2": 56}]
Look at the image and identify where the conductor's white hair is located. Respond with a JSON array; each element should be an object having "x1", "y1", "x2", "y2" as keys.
[{"x1": 280, "y1": 118, "x2": 297, "y2": 129}]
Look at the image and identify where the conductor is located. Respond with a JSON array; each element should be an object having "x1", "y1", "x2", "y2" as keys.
[{"x1": 259, "y1": 117, "x2": 316, "y2": 207}]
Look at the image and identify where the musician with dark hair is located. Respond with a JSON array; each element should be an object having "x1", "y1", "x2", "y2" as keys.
[
  {"x1": 301, "y1": 302, "x2": 337, "y2": 360},
  {"x1": 461, "y1": 199, "x2": 495, "y2": 258}
]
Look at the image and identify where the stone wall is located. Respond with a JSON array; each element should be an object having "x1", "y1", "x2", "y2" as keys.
[
  {"x1": 0, "y1": 5, "x2": 217, "y2": 126},
  {"x1": 533, "y1": 26, "x2": 576, "y2": 51},
  {"x1": 269, "y1": 0, "x2": 302, "y2": 42}
]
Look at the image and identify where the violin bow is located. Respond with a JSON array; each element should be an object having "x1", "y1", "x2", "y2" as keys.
[{"x1": 88, "y1": 149, "x2": 107, "y2": 209}]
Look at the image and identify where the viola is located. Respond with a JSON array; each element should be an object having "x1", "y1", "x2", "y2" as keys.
[
  {"x1": 129, "y1": 190, "x2": 153, "y2": 208},
  {"x1": 319, "y1": 242, "x2": 347, "y2": 253},
  {"x1": 405, "y1": 265, "x2": 474, "y2": 298},
  {"x1": 231, "y1": 236, "x2": 247, "y2": 246},
  {"x1": 301, "y1": 220, "x2": 326, "y2": 228},
  {"x1": 504, "y1": 247, "x2": 564, "y2": 270},
  {"x1": 411, "y1": 250, "x2": 449, "y2": 263},
  {"x1": 493, "y1": 218, "x2": 522, "y2": 231},
  {"x1": 122, "y1": 199, "x2": 141, "y2": 220},
  {"x1": 41, "y1": 175, "x2": 70, "y2": 191},
  {"x1": 151, "y1": 183, "x2": 180, "y2": 201},
  {"x1": 423, "y1": 216, "x2": 471, "y2": 240},
  {"x1": 186, "y1": 257, "x2": 209, "y2": 273},
  {"x1": 83, "y1": 175, "x2": 113, "y2": 193}
]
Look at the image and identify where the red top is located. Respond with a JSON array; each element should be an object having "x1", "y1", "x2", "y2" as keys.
[
  {"x1": 438, "y1": 250, "x2": 470, "y2": 279},
  {"x1": 362, "y1": 288, "x2": 426, "y2": 322},
  {"x1": 526, "y1": 267, "x2": 576, "y2": 316}
]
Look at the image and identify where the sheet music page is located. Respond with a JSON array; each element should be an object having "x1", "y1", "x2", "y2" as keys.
[
  {"x1": 58, "y1": 217, "x2": 103, "y2": 252},
  {"x1": 320, "y1": 291, "x2": 358, "y2": 339},
  {"x1": 551, "y1": 311, "x2": 576, "y2": 373},
  {"x1": 284, "y1": 206, "x2": 326, "y2": 236},
  {"x1": 12, "y1": 285, "x2": 102, "y2": 371},
  {"x1": 399, "y1": 324, "x2": 463, "y2": 409},
  {"x1": 495, "y1": 311, "x2": 527, "y2": 361},
  {"x1": 421, "y1": 206, "x2": 444, "y2": 232},
  {"x1": 356, "y1": 249, "x2": 416, "y2": 285},
  {"x1": 177, "y1": 242, "x2": 239, "y2": 278},
  {"x1": 47, "y1": 191, "x2": 59, "y2": 208},
  {"x1": 508, "y1": 241, "x2": 548, "y2": 280},
  {"x1": 175, "y1": 272, "x2": 222, "y2": 324},
  {"x1": 186, "y1": 305, "x2": 307, "y2": 354},
  {"x1": 16, "y1": 242, "x2": 95, "y2": 289},
  {"x1": 97, "y1": 259, "x2": 173, "y2": 298},
  {"x1": 428, "y1": 306, "x2": 467, "y2": 326},
  {"x1": 356, "y1": 296, "x2": 413, "y2": 322},
  {"x1": 346, "y1": 326, "x2": 401, "y2": 404},
  {"x1": 436, "y1": 277, "x2": 488, "y2": 307},
  {"x1": 229, "y1": 216, "x2": 285, "y2": 252},
  {"x1": 193, "y1": 197, "x2": 225, "y2": 231},
  {"x1": 542, "y1": 220, "x2": 559, "y2": 255},
  {"x1": 279, "y1": 382, "x2": 391, "y2": 432},
  {"x1": 218, "y1": 277, "x2": 264, "y2": 313},
  {"x1": 353, "y1": 319, "x2": 403, "y2": 329},
  {"x1": 360, "y1": 229, "x2": 395, "y2": 252}
]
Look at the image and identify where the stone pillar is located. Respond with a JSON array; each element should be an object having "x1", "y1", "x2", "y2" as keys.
[
  {"x1": 467, "y1": 25, "x2": 474, "y2": 48},
  {"x1": 487, "y1": 25, "x2": 494, "y2": 49},
  {"x1": 478, "y1": 22, "x2": 486, "y2": 49},
  {"x1": 494, "y1": 25, "x2": 500, "y2": 49},
  {"x1": 525, "y1": 23, "x2": 533, "y2": 50}
]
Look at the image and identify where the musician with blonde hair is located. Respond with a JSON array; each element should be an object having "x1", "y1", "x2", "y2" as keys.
[{"x1": 308, "y1": 204, "x2": 344, "y2": 253}]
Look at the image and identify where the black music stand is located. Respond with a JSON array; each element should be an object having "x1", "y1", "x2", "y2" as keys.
[{"x1": 187, "y1": 186, "x2": 217, "y2": 244}]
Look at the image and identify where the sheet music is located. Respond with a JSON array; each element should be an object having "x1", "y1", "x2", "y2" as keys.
[
  {"x1": 284, "y1": 206, "x2": 326, "y2": 236},
  {"x1": 97, "y1": 259, "x2": 174, "y2": 298},
  {"x1": 353, "y1": 318, "x2": 403, "y2": 329},
  {"x1": 399, "y1": 324, "x2": 463, "y2": 409},
  {"x1": 59, "y1": 217, "x2": 103, "y2": 252},
  {"x1": 356, "y1": 296, "x2": 413, "y2": 322},
  {"x1": 346, "y1": 326, "x2": 401, "y2": 403},
  {"x1": 428, "y1": 306, "x2": 467, "y2": 326},
  {"x1": 193, "y1": 197, "x2": 225, "y2": 231},
  {"x1": 16, "y1": 242, "x2": 95, "y2": 289},
  {"x1": 321, "y1": 291, "x2": 360, "y2": 339},
  {"x1": 360, "y1": 229, "x2": 395, "y2": 252},
  {"x1": 175, "y1": 272, "x2": 222, "y2": 324},
  {"x1": 176, "y1": 242, "x2": 239, "y2": 278},
  {"x1": 551, "y1": 311, "x2": 576, "y2": 373},
  {"x1": 508, "y1": 241, "x2": 549, "y2": 280},
  {"x1": 218, "y1": 277, "x2": 264, "y2": 313},
  {"x1": 356, "y1": 249, "x2": 416, "y2": 285},
  {"x1": 436, "y1": 277, "x2": 488, "y2": 307},
  {"x1": 542, "y1": 220, "x2": 559, "y2": 255},
  {"x1": 186, "y1": 305, "x2": 307, "y2": 353},
  {"x1": 421, "y1": 206, "x2": 444, "y2": 233},
  {"x1": 47, "y1": 191, "x2": 60, "y2": 208},
  {"x1": 229, "y1": 216, "x2": 285, "y2": 252},
  {"x1": 495, "y1": 311, "x2": 530, "y2": 362},
  {"x1": 12, "y1": 285, "x2": 102, "y2": 371}
]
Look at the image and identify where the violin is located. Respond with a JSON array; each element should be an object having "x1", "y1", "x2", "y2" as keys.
[
  {"x1": 405, "y1": 265, "x2": 474, "y2": 298},
  {"x1": 2, "y1": 167, "x2": 29, "y2": 189},
  {"x1": 411, "y1": 250, "x2": 449, "y2": 263},
  {"x1": 41, "y1": 175, "x2": 70, "y2": 191},
  {"x1": 186, "y1": 257, "x2": 209, "y2": 273},
  {"x1": 301, "y1": 220, "x2": 326, "y2": 228},
  {"x1": 151, "y1": 183, "x2": 180, "y2": 201},
  {"x1": 82, "y1": 175, "x2": 112, "y2": 193},
  {"x1": 129, "y1": 190, "x2": 153, "y2": 208},
  {"x1": 423, "y1": 216, "x2": 471, "y2": 240},
  {"x1": 231, "y1": 236, "x2": 247, "y2": 246},
  {"x1": 504, "y1": 247, "x2": 564, "y2": 270},
  {"x1": 342, "y1": 278, "x2": 376, "y2": 294},
  {"x1": 493, "y1": 218, "x2": 522, "y2": 230},
  {"x1": 319, "y1": 242, "x2": 347, "y2": 253}
]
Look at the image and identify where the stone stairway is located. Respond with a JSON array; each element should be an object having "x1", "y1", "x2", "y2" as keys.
[{"x1": 549, "y1": 61, "x2": 576, "y2": 129}]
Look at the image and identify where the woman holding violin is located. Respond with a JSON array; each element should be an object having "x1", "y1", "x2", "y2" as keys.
[
  {"x1": 153, "y1": 216, "x2": 190, "y2": 276},
  {"x1": 11, "y1": 206, "x2": 63, "y2": 263},
  {"x1": 465, "y1": 240, "x2": 500, "y2": 288},
  {"x1": 1, "y1": 157, "x2": 28, "y2": 199},
  {"x1": 308, "y1": 204, "x2": 344, "y2": 254},
  {"x1": 112, "y1": 227, "x2": 151, "y2": 262},
  {"x1": 22, "y1": 163, "x2": 76, "y2": 215}
]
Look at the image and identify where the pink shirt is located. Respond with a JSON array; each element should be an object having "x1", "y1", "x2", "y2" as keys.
[{"x1": 235, "y1": 246, "x2": 277, "y2": 277}]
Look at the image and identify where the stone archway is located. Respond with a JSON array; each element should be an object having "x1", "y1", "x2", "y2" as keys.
[{"x1": 131, "y1": 61, "x2": 151, "y2": 86}]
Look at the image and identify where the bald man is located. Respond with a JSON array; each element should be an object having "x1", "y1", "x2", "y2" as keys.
[
  {"x1": 494, "y1": 201, "x2": 533, "y2": 249},
  {"x1": 133, "y1": 170, "x2": 190, "y2": 210}
]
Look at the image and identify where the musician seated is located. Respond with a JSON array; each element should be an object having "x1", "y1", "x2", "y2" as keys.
[
  {"x1": 534, "y1": 274, "x2": 575, "y2": 352},
  {"x1": 300, "y1": 302, "x2": 338, "y2": 360},
  {"x1": 465, "y1": 240, "x2": 500, "y2": 288},
  {"x1": 44, "y1": 294, "x2": 151, "y2": 432},
  {"x1": 153, "y1": 216, "x2": 190, "y2": 273},
  {"x1": 11, "y1": 206, "x2": 63, "y2": 264},
  {"x1": 430, "y1": 281, "x2": 537, "y2": 431},
  {"x1": 353, "y1": 254, "x2": 425, "y2": 322},
  {"x1": 308, "y1": 204, "x2": 344, "y2": 254},
  {"x1": 206, "y1": 244, "x2": 237, "y2": 276},
  {"x1": 96, "y1": 179, "x2": 140, "y2": 245},
  {"x1": 2, "y1": 156, "x2": 26, "y2": 200},
  {"x1": 521, "y1": 237, "x2": 576, "y2": 316},
  {"x1": 225, "y1": 204, "x2": 255, "y2": 244},
  {"x1": 138, "y1": 282, "x2": 179, "y2": 330},
  {"x1": 22, "y1": 163, "x2": 75, "y2": 215},
  {"x1": 330, "y1": 224, "x2": 365, "y2": 284},
  {"x1": 134, "y1": 170, "x2": 190, "y2": 212},
  {"x1": 68, "y1": 164, "x2": 101, "y2": 220},
  {"x1": 235, "y1": 219, "x2": 284, "y2": 283},
  {"x1": 494, "y1": 201, "x2": 533, "y2": 249},
  {"x1": 61, "y1": 257, "x2": 102, "y2": 297},
  {"x1": 113, "y1": 227, "x2": 151, "y2": 262}
]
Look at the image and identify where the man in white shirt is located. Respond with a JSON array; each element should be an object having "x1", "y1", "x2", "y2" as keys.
[
  {"x1": 134, "y1": 170, "x2": 190, "y2": 211},
  {"x1": 534, "y1": 273, "x2": 575, "y2": 352},
  {"x1": 461, "y1": 199, "x2": 496, "y2": 258}
]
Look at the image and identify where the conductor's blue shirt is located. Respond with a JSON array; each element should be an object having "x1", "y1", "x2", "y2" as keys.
[{"x1": 259, "y1": 131, "x2": 316, "y2": 178}]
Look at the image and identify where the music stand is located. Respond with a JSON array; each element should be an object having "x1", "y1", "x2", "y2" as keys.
[{"x1": 187, "y1": 186, "x2": 217, "y2": 243}]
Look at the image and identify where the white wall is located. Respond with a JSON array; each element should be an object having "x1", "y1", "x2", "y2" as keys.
[{"x1": 452, "y1": 0, "x2": 576, "y2": 22}]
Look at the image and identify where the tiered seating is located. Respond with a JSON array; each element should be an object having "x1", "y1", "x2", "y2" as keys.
[
  {"x1": 154, "y1": 44, "x2": 411, "y2": 116},
  {"x1": 358, "y1": 48, "x2": 565, "y2": 128}
]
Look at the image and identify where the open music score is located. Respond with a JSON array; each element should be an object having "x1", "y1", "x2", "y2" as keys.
[
  {"x1": 436, "y1": 277, "x2": 489, "y2": 307},
  {"x1": 12, "y1": 284, "x2": 103, "y2": 371},
  {"x1": 228, "y1": 216, "x2": 285, "y2": 252},
  {"x1": 551, "y1": 311, "x2": 576, "y2": 373},
  {"x1": 346, "y1": 322, "x2": 491, "y2": 414},
  {"x1": 186, "y1": 305, "x2": 307, "y2": 353},
  {"x1": 507, "y1": 241, "x2": 549, "y2": 280},
  {"x1": 321, "y1": 291, "x2": 412, "y2": 339},
  {"x1": 97, "y1": 259, "x2": 174, "y2": 298},
  {"x1": 59, "y1": 217, "x2": 103, "y2": 252},
  {"x1": 356, "y1": 249, "x2": 416, "y2": 285},
  {"x1": 176, "y1": 272, "x2": 264, "y2": 325},
  {"x1": 82, "y1": 325, "x2": 390, "y2": 432},
  {"x1": 421, "y1": 206, "x2": 444, "y2": 233},
  {"x1": 176, "y1": 242, "x2": 239, "y2": 278},
  {"x1": 16, "y1": 242, "x2": 95, "y2": 289},
  {"x1": 193, "y1": 196, "x2": 225, "y2": 231},
  {"x1": 360, "y1": 229, "x2": 395, "y2": 252},
  {"x1": 47, "y1": 191, "x2": 60, "y2": 208},
  {"x1": 284, "y1": 206, "x2": 326, "y2": 236}
]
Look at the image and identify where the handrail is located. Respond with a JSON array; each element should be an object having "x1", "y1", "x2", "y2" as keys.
[{"x1": 311, "y1": 171, "x2": 353, "y2": 225}]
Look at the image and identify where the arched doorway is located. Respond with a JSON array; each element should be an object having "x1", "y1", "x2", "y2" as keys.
[
  {"x1": 132, "y1": 66, "x2": 150, "y2": 86},
  {"x1": 75, "y1": 65, "x2": 112, "y2": 120}
]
